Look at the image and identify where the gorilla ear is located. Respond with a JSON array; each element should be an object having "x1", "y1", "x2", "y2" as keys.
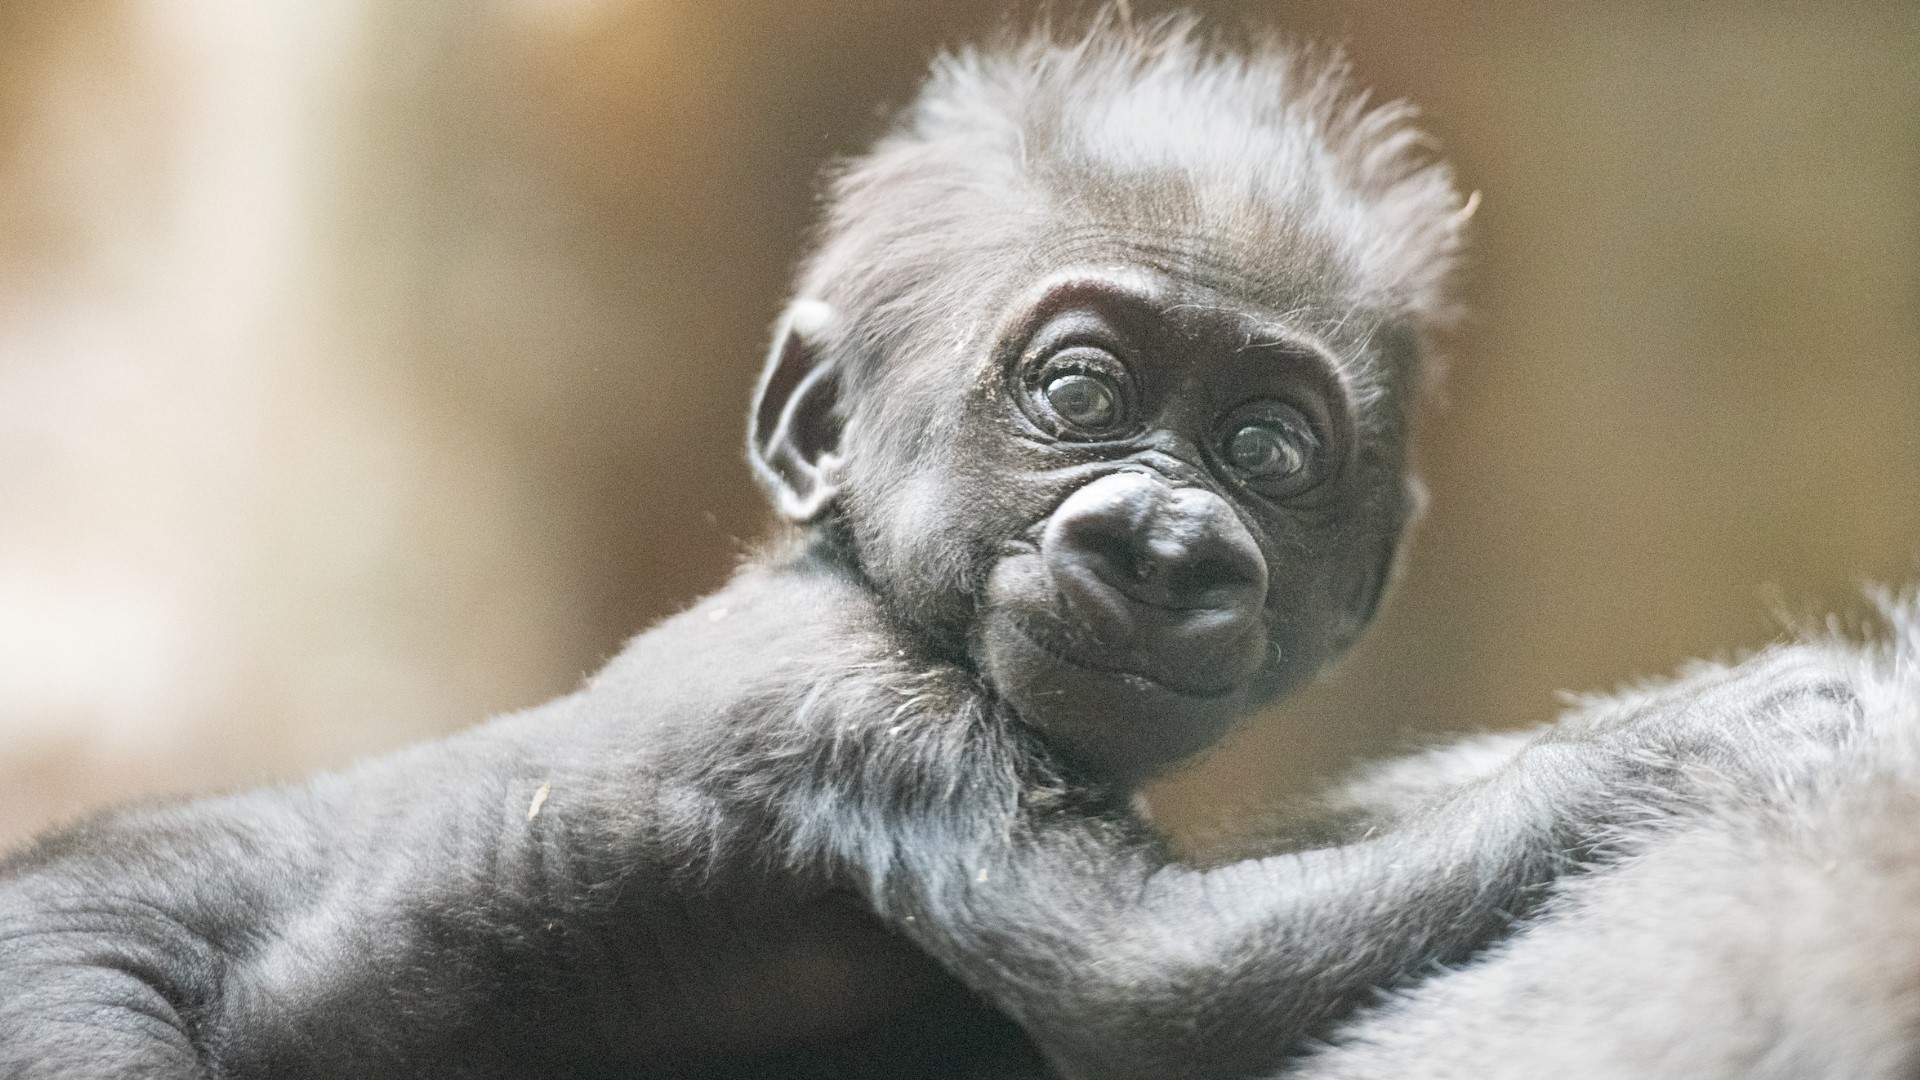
[{"x1": 749, "y1": 300, "x2": 845, "y2": 522}]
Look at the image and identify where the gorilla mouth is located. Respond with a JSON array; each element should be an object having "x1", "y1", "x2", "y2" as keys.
[
  {"x1": 979, "y1": 533, "x2": 1271, "y2": 702},
  {"x1": 978, "y1": 599, "x2": 1255, "y2": 781},
  {"x1": 998, "y1": 609, "x2": 1243, "y2": 700}
]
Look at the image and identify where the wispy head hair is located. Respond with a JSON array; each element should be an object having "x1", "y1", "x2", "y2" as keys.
[{"x1": 796, "y1": 13, "x2": 1471, "y2": 386}]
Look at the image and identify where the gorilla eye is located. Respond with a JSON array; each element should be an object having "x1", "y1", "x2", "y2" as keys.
[
  {"x1": 1023, "y1": 345, "x2": 1133, "y2": 437},
  {"x1": 1219, "y1": 402, "x2": 1323, "y2": 497},
  {"x1": 1227, "y1": 423, "x2": 1305, "y2": 478},
  {"x1": 1045, "y1": 373, "x2": 1119, "y2": 430}
]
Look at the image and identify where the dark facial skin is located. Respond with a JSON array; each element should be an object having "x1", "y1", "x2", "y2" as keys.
[
  {"x1": 0, "y1": 23, "x2": 1859, "y2": 1080},
  {"x1": 778, "y1": 238, "x2": 1417, "y2": 786},
  {"x1": 962, "y1": 270, "x2": 1408, "y2": 780}
]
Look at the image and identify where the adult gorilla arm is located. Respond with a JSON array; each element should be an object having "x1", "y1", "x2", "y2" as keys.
[
  {"x1": 0, "y1": 555, "x2": 1041, "y2": 1079},
  {"x1": 1284, "y1": 629, "x2": 1905, "y2": 1080},
  {"x1": 0, "y1": 693, "x2": 651, "y2": 1076}
]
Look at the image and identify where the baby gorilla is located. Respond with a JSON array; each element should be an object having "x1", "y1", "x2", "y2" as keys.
[{"x1": 0, "y1": 19, "x2": 1856, "y2": 1080}]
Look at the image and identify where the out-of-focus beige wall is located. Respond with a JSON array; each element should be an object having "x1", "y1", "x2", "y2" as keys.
[{"x1": 0, "y1": 1, "x2": 1915, "y2": 847}]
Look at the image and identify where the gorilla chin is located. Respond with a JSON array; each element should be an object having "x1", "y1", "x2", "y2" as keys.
[{"x1": 979, "y1": 608, "x2": 1261, "y2": 783}]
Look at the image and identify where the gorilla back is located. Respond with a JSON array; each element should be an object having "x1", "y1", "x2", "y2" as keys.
[{"x1": 0, "y1": 17, "x2": 1857, "y2": 1080}]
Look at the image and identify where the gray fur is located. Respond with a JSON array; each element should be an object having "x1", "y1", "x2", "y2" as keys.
[
  {"x1": 1293, "y1": 600, "x2": 1920, "y2": 1079},
  {"x1": 1323, "y1": 731, "x2": 1534, "y2": 826},
  {"x1": 0, "y1": 15, "x2": 1888, "y2": 1080}
]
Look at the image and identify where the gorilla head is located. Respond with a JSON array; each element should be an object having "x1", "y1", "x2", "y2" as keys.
[{"x1": 750, "y1": 31, "x2": 1465, "y2": 781}]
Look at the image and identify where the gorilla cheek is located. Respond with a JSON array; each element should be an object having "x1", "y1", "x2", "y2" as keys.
[{"x1": 853, "y1": 470, "x2": 981, "y2": 629}]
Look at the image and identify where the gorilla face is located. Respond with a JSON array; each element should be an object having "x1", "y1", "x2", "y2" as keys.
[
  {"x1": 756, "y1": 260, "x2": 1417, "y2": 784},
  {"x1": 961, "y1": 271, "x2": 1411, "y2": 781}
]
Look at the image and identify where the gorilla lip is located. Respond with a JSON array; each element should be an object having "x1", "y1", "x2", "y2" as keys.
[{"x1": 995, "y1": 609, "x2": 1246, "y2": 701}]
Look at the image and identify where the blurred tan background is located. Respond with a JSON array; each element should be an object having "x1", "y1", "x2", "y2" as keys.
[{"x1": 1, "y1": 0, "x2": 1915, "y2": 849}]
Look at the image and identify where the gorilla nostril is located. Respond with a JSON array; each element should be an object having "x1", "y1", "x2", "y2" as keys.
[
  {"x1": 1163, "y1": 545, "x2": 1257, "y2": 604},
  {"x1": 1056, "y1": 505, "x2": 1150, "y2": 585}
]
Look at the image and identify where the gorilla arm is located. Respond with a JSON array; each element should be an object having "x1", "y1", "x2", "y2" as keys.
[
  {"x1": 884, "y1": 647, "x2": 1861, "y2": 1080},
  {"x1": 0, "y1": 695, "x2": 674, "y2": 1078},
  {"x1": 0, "y1": 547, "x2": 1856, "y2": 1080},
  {"x1": 0, "y1": 561, "x2": 960, "y2": 1080}
]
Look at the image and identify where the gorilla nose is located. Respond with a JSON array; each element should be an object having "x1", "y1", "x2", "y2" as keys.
[{"x1": 1041, "y1": 472, "x2": 1268, "y2": 692}]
